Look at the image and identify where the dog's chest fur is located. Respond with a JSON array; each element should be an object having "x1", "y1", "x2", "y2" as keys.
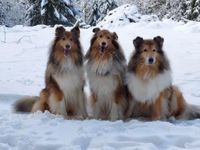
[
  {"x1": 127, "y1": 70, "x2": 172, "y2": 103},
  {"x1": 87, "y1": 60, "x2": 118, "y2": 100},
  {"x1": 89, "y1": 74, "x2": 118, "y2": 98},
  {"x1": 91, "y1": 59, "x2": 113, "y2": 76},
  {"x1": 53, "y1": 58, "x2": 83, "y2": 97}
]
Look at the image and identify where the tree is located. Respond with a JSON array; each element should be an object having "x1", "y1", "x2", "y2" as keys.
[
  {"x1": 25, "y1": 0, "x2": 42, "y2": 26},
  {"x1": 165, "y1": 0, "x2": 200, "y2": 21},
  {"x1": 25, "y1": 0, "x2": 80, "y2": 26},
  {"x1": 0, "y1": 0, "x2": 28, "y2": 26},
  {"x1": 0, "y1": 0, "x2": 5, "y2": 25},
  {"x1": 83, "y1": 0, "x2": 118, "y2": 26},
  {"x1": 41, "y1": 0, "x2": 79, "y2": 26},
  {"x1": 183, "y1": 0, "x2": 200, "y2": 21},
  {"x1": 129, "y1": 0, "x2": 200, "y2": 22}
]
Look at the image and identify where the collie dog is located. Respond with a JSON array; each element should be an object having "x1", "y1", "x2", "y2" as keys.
[
  {"x1": 14, "y1": 25, "x2": 87, "y2": 119},
  {"x1": 126, "y1": 36, "x2": 200, "y2": 120},
  {"x1": 85, "y1": 28, "x2": 127, "y2": 121}
]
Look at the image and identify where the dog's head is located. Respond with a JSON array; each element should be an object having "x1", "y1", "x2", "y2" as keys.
[
  {"x1": 128, "y1": 36, "x2": 170, "y2": 76},
  {"x1": 50, "y1": 25, "x2": 83, "y2": 66},
  {"x1": 85, "y1": 28, "x2": 126, "y2": 76},
  {"x1": 85, "y1": 28, "x2": 119, "y2": 60},
  {"x1": 54, "y1": 25, "x2": 80, "y2": 56},
  {"x1": 133, "y1": 36, "x2": 164, "y2": 66}
]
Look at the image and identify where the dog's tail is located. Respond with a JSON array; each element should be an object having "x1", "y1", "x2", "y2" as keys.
[
  {"x1": 179, "y1": 104, "x2": 200, "y2": 120},
  {"x1": 14, "y1": 96, "x2": 39, "y2": 113}
]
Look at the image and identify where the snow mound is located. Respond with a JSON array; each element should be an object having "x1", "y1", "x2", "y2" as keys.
[{"x1": 98, "y1": 4, "x2": 158, "y2": 28}]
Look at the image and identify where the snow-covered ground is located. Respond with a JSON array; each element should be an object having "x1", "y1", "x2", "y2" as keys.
[
  {"x1": 98, "y1": 4, "x2": 158, "y2": 28},
  {"x1": 0, "y1": 20, "x2": 200, "y2": 149}
]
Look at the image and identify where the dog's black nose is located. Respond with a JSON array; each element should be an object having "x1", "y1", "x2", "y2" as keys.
[
  {"x1": 101, "y1": 42, "x2": 106, "y2": 46},
  {"x1": 65, "y1": 44, "x2": 71, "y2": 49},
  {"x1": 148, "y1": 57, "x2": 154, "y2": 64}
]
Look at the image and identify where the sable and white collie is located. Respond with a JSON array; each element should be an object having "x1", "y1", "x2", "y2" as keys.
[
  {"x1": 85, "y1": 28, "x2": 127, "y2": 121},
  {"x1": 14, "y1": 25, "x2": 87, "y2": 119},
  {"x1": 126, "y1": 36, "x2": 200, "y2": 120}
]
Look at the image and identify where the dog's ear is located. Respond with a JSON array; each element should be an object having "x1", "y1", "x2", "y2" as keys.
[
  {"x1": 55, "y1": 26, "x2": 65, "y2": 37},
  {"x1": 93, "y1": 27, "x2": 100, "y2": 34},
  {"x1": 153, "y1": 36, "x2": 164, "y2": 48},
  {"x1": 112, "y1": 32, "x2": 118, "y2": 40},
  {"x1": 133, "y1": 36, "x2": 143, "y2": 50},
  {"x1": 71, "y1": 24, "x2": 80, "y2": 38}
]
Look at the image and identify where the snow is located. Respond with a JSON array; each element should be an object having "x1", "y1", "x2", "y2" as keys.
[
  {"x1": 0, "y1": 0, "x2": 27, "y2": 27},
  {"x1": 41, "y1": 9, "x2": 46, "y2": 16},
  {"x1": 0, "y1": 20, "x2": 200, "y2": 149},
  {"x1": 41, "y1": 0, "x2": 48, "y2": 8},
  {"x1": 54, "y1": 8, "x2": 60, "y2": 19},
  {"x1": 66, "y1": 7, "x2": 75, "y2": 16},
  {"x1": 61, "y1": 15, "x2": 68, "y2": 22},
  {"x1": 63, "y1": 0, "x2": 71, "y2": 6},
  {"x1": 98, "y1": 4, "x2": 158, "y2": 28}
]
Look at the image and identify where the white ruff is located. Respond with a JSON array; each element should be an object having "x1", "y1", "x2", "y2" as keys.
[
  {"x1": 54, "y1": 66, "x2": 84, "y2": 97},
  {"x1": 126, "y1": 70, "x2": 172, "y2": 103},
  {"x1": 90, "y1": 59, "x2": 113, "y2": 75},
  {"x1": 54, "y1": 58, "x2": 83, "y2": 93},
  {"x1": 50, "y1": 63, "x2": 84, "y2": 117},
  {"x1": 87, "y1": 61, "x2": 118, "y2": 108},
  {"x1": 60, "y1": 57, "x2": 75, "y2": 72}
]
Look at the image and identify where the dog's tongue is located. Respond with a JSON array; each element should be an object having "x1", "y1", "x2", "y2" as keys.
[
  {"x1": 64, "y1": 48, "x2": 70, "y2": 56},
  {"x1": 100, "y1": 46, "x2": 106, "y2": 53}
]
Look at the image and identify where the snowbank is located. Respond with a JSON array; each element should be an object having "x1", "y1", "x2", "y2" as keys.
[{"x1": 98, "y1": 4, "x2": 158, "y2": 28}]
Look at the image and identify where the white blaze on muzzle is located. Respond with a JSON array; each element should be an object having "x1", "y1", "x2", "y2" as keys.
[{"x1": 145, "y1": 56, "x2": 156, "y2": 65}]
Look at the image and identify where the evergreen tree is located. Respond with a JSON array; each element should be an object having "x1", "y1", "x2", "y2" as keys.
[
  {"x1": 25, "y1": 0, "x2": 42, "y2": 26},
  {"x1": 129, "y1": 0, "x2": 200, "y2": 22},
  {"x1": 84, "y1": 0, "x2": 118, "y2": 26},
  {"x1": 183, "y1": 0, "x2": 200, "y2": 21},
  {"x1": 165, "y1": 0, "x2": 200, "y2": 21},
  {"x1": 41, "y1": 0, "x2": 78, "y2": 26},
  {"x1": 144, "y1": 0, "x2": 166, "y2": 14},
  {"x1": 0, "y1": 0, "x2": 5, "y2": 25},
  {"x1": 0, "y1": 0, "x2": 27, "y2": 26},
  {"x1": 25, "y1": 0, "x2": 80, "y2": 26}
]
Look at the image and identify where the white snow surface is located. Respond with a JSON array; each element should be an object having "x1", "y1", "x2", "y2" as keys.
[
  {"x1": 0, "y1": 20, "x2": 200, "y2": 149},
  {"x1": 98, "y1": 4, "x2": 158, "y2": 28}
]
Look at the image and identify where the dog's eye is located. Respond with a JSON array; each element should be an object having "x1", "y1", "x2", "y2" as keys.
[
  {"x1": 107, "y1": 36, "x2": 110, "y2": 39},
  {"x1": 70, "y1": 38, "x2": 73, "y2": 41},
  {"x1": 99, "y1": 35, "x2": 103, "y2": 38},
  {"x1": 153, "y1": 49, "x2": 156, "y2": 52},
  {"x1": 62, "y1": 37, "x2": 65, "y2": 40},
  {"x1": 143, "y1": 49, "x2": 147, "y2": 52}
]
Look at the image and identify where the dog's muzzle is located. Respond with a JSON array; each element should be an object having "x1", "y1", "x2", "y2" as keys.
[
  {"x1": 64, "y1": 45, "x2": 71, "y2": 55},
  {"x1": 148, "y1": 57, "x2": 155, "y2": 64},
  {"x1": 100, "y1": 42, "x2": 107, "y2": 53}
]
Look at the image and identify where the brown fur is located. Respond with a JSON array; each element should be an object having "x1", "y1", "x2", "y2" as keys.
[
  {"x1": 168, "y1": 86, "x2": 186, "y2": 117},
  {"x1": 90, "y1": 92, "x2": 97, "y2": 107},
  {"x1": 126, "y1": 36, "x2": 189, "y2": 121},
  {"x1": 86, "y1": 28, "x2": 127, "y2": 121},
  {"x1": 128, "y1": 37, "x2": 170, "y2": 78},
  {"x1": 14, "y1": 96, "x2": 39, "y2": 113},
  {"x1": 15, "y1": 25, "x2": 87, "y2": 119}
]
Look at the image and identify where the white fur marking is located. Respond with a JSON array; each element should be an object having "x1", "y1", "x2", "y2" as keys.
[
  {"x1": 90, "y1": 59, "x2": 113, "y2": 75},
  {"x1": 110, "y1": 102, "x2": 121, "y2": 120},
  {"x1": 127, "y1": 70, "x2": 172, "y2": 103},
  {"x1": 52, "y1": 58, "x2": 85, "y2": 117},
  {"x1": 49, "y1": 94, "x2": 67, "y2": 116}
]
